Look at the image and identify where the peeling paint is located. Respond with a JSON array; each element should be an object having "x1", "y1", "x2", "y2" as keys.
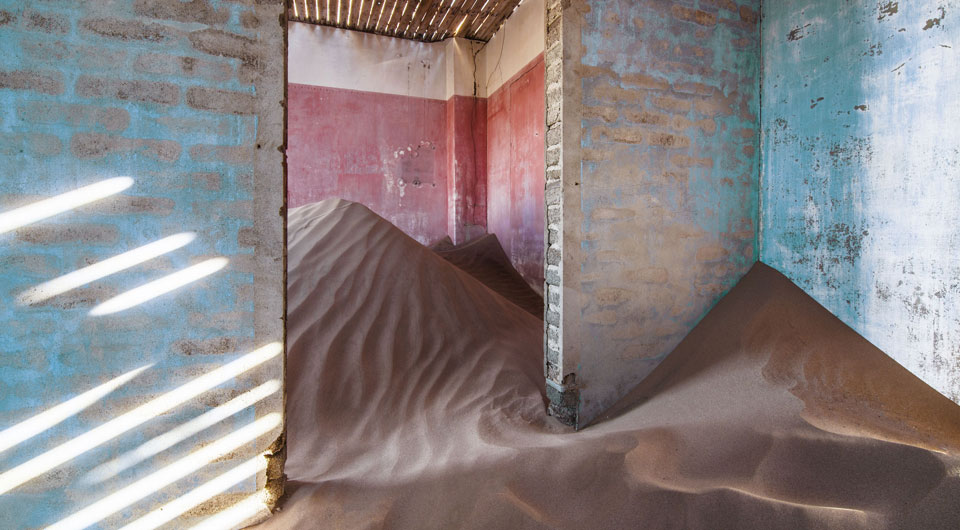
[{"x1": 762, "y1": 0, "x2": 960, "y2": 404}]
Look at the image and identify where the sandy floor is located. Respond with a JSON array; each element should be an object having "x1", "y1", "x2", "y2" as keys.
[{"x1": 258, "y1": 199, "x2": 960, "y2": 530}]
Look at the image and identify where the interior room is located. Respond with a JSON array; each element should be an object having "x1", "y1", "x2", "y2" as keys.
[{"x1": 0, "y1": 0, "x2": 958, "y2": 528}]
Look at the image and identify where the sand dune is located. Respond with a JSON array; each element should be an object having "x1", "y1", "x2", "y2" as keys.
[
  {"x1": 431, "y1": 234, "x2": 544, "y2": 318},
  {"x1": 260, "y1": 199, "x2": 960, "y2": 530}
]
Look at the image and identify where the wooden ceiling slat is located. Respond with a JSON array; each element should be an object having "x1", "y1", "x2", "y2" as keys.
[
  {"x1": 287, "y1": 0, "x2": 519, "y2": 43},
  {"x1": 409, "y1": 0, "x2": 440, "y2": 40}
]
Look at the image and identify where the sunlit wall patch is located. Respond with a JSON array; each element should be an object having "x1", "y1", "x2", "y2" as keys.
[
  {"x1": 89, "y1": 257, "x2": 229, "y2": 316},
  {"x1": 0, "y1": 177, "x2": 134, "y2": 236},
  {"x1": 18, "y1": 233, "x2": 197, "y2": 306}
]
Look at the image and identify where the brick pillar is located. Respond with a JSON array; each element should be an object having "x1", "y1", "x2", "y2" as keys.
[{"x1": 543, "y1": 0, "x2": 583, "y2": 427}]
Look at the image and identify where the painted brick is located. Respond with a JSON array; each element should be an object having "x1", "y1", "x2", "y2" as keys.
[
  {"x1": 134, "y1": 0, "x2": 230, "y2": 25},
  {"x1": 80, "y1": 17, "x2": 176, "y2": 42},
  {"x1": 75, "y1": 75, "x2": 180, "y2": 106},
  {"x1": 23, "y1": 10, "x2": 69, "y2": 34},
  {"x1": 17, "y1": 102, "x2": 130, "y2": 132},
  {"x1": 0, "y1": 69, "x2": 64, "y2": 95},
  {"x1": 186, "y1": 86, "x2": 256, "y2": 115}
]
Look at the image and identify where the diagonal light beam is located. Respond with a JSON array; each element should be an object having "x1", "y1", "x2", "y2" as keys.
[
  {"x1": 85, "y1": 379, "x2": 280, "y2": 484},
  {"x1": 18, "y1": 233, "x2": 196, "y2": 305},
  {"x1": 0, "y1": 342, "x2": 282, "y2": 495},
  {"x1": 0, "y1": 177, "x2": 133, "y2": 235},
  {"x1": 47, "y1": 414, "x2": 281, "y2": 530},
  {"x1": 189, "y1": 492, "x2": 269, "y2": 530},
  {"x1": 118, "y1": 456, "x2": 266, "y2": 530},
  {"x1": 0, "y1": 364, "x2": 153, "y2": 455},
  {"x1": 89, "y1": 257, "x2": 228, "y2": 316}
]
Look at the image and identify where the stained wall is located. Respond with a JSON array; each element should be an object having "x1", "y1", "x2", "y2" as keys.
[
  {"x1": 553, "y1": 0, "x2": 762, "y2": 426},
  {"x1": 761, "y1": 0, "x2": 960, "y2": 402},
  {"x1": 483, "y1": 0, "x2": 546, "y2": 289},
  {"x1": 287, "y1": 23, "x2": 454, "y2": 244},
  {"x1": 0, "y1": 0, "x2": 285, "y2": 527}
]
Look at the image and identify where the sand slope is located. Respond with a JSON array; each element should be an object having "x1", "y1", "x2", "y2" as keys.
[
  {"x1": 261, "y1": 199, "x2": 960, "y2": 530},
  {"x1": 431, "y1": 234, "x2": 544, "y2": 318}
]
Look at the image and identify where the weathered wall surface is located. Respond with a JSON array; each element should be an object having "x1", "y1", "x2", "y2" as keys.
[
  {"x1": 487, "y1": 54, "x2": 546, "y2": 289},
  {"x1": 0, "y1": 0, "x2": 285, "y2": 528},
  {"x1": 287, "y1": 23, "x2": 453, "y2": 244},
  {"x1": 288, "y1": 19, "x2": 546, "y2": 286},
  {"x1": 553, "y1": 0, "x2": 761, "y2": 426},
  {"x1": 761, "y1": 0, "x2": 960, "y2": 402},
  {"x1": 484, "y1": 0, "x2": 546, "y2": 290},
  {"x1": 288, "y1": 83, "x2": 451, "y2": 244}
]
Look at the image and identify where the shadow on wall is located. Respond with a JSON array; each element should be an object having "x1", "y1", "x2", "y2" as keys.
[{"x1": 0, "y1": 179, "x2": 281, "y2": 528}]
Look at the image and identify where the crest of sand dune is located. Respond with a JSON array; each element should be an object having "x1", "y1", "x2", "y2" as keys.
[{"x1": 259, "y1": 199, "x2": 960, "y2": 530}]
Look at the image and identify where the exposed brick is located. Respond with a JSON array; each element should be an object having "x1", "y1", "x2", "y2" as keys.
[
  {"x1": 621, "y1": 73, "x2": 670, "y2": 91},
  {"x1": 186, "y1": 87, "x2": 256, "y2": 115},
  {"x1": 238, "y1": 227, "x2": 257, "y2": 247},
  {"x1": 673, "y1": 81, "x2": 718, "y2": 97},
  {"x1": 19, "y1": 38, "x2": 128, "y2": 70},
  {"x1": 77, "y1": 195, "x2": 176, "y2": 215},
  {"x1": 81, "y1": 17, "x2": 175, "y2": 42},
  {"x1": 671, "y1": 5, "x2": 717, "y2": 26},
  {"x1": 189, "y1": 144, "x2": 253, "y2": 165},
  {"x1": 32, "y1": 285, "x2": 119, "y2": 310},
  {"x1": 0, "y1": 132, "x2": 63, "y2": 157},
  {"x1": 71, "y1": 133, "x2": 181, "y2": 162},
  {"x1": 0, "y1": 10, "x2": 15, "y2": 26},
  {"x1": 0, "y1": 70, "x2": 64, "y2": 95},
  {"x1": 648, "y1": 132, "x2": 691, "y2": 148},
  {"x1": 134, "y1": 53, "x2": 233, "y2": 82},
  {"x1": 599, "y1": 125, "x2": 644, "y2": 144},
  {"x1": 545, "y1": 309, "x2": 561, "y2": 326},
  {"x1": 189, "y1": 172, "x2": 222, "y2": 190},
  {"x1": 240, "y1": 11, "x2": 261, "y2": 29},
  {"x1": 76, "y1": 76, "x2": 180, "y2": 106},
  {"x1": 583, "y1": 105, "x2": 618, "y2": 122},
  {"x1": 547, "y1": 246, "x2": 561, "y2": 265},
  {"x1": 188, "y1": 28, "x2": 260, "y2": 66},
  {"x1": 134, "y1": 0, "x2": 229, "y2": 25},
  {"x1": 16, "y1": 224, "x2": 118, "y2": 244},
  {"x1": 653, "y1": 96, "x2": 692, "y2": 113},
  {"x1": 623, "y1": 109, "x2": 671, "y2": 126},
  {"x1": 18, "y1": 102, "x2": 130, "y2": 132},
  {"x1": 671, "y1": 153, "x2": 714, "y2": 168},
  {"x1": 696, "y1": 244, "x2": 729, "y2": 262},
  {"x1": 24, "y1": 10, "x2": 69, "y2": 34},
  {"x1": 739, "y1": 5, "x2": 759, "y2": 25},
  {"x1": 548, "y1": 286, "x2": 560, "y2": 306},
  {"x1": 174, "y1": 337, "x2": 240, "y2": 356},
  {"x1": 545, "y1": 180, "x2": 562, "y2": 205}
]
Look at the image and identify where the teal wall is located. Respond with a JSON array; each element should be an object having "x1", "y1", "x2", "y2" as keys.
[
  {"x1": 761, "y1": 1, "x2": 960, "y2": 401},
  {"x1": 0, "y1": 1, "x2": 285, "y2": 527}
]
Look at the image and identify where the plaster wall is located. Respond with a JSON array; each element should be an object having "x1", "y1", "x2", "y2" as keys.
[
  {"x1": 287, "y1": 22, "x2": 487, "y2": 245},
  {"x1": 0, "y1": 0, "x2": 285, "y2": 527},
  {"x1": 558, "y1": 0, "x2": 762, "y2": 426},
  {"x1": 761, "y1": 0, "x2": 960, "y2": 402},
  {"x1": 480, "y1": 0, "x2": 547, "y2": 97}
]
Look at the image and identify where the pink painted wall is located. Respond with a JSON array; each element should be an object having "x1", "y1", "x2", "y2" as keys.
[
  {"x1": 287, "y1": 83, "x2": 450, "y2": 244},
  {"x1": 486, "y1": 54, "x2": 546, "y2": 289},
  {"x1": 446, "y1": 95, "x2": 488, "y2": 243}
]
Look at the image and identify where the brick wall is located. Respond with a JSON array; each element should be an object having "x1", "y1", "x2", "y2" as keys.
[
  {"x1": 0, "y1": 1, "x2": 285, "y2": 527},
  {"x1": 547, "y1": 0, "x2": 760, "y2": 427}
]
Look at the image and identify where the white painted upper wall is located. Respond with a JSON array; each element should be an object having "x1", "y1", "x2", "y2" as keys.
[
  {"x1": 289, "y1": 0, "x2": 545, "y2": 100},
  {"x1": 288, "y1": 22, "x2": 448, "y2": 99},
  {"x1": 478, "y1": 0, "x2": 545, "y2": 97}
]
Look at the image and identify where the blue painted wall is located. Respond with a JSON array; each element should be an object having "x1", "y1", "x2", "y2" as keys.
[
  {"x1": 761, "y1": 1, "x2": 960, "y2": 401},
  {"x1": 0, "y1": 1, "x2": 284, "y2": 527}
]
